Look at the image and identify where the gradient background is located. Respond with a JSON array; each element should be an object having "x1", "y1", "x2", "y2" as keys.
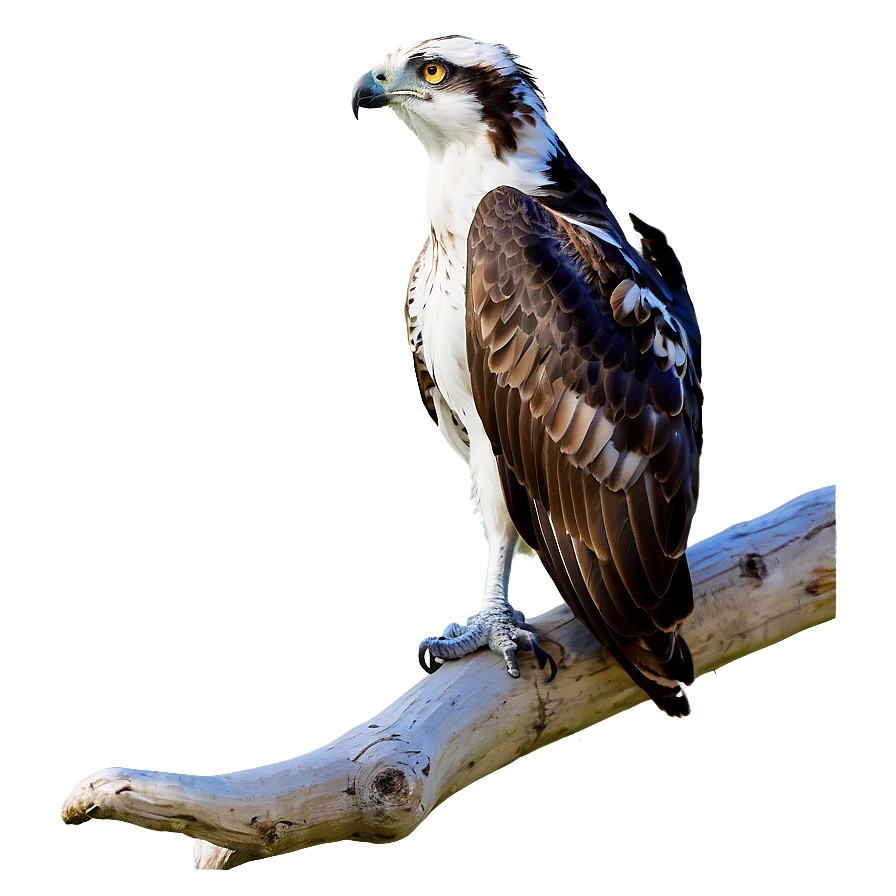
[{"x1": 2, "y1": 2, "x2": 886, "y2": 893}]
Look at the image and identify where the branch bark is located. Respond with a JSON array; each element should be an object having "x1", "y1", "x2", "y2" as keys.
[{"x1": 61, "y1": 486, "x2": 836, "y2": 870}]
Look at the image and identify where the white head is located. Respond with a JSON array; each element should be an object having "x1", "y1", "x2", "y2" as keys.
[{"x1": 353, "y1": 36, "x2": 554, "y2": 162}]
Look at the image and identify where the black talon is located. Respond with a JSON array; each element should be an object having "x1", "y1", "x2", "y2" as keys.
[
  {"x1": 532, "y1": 642, "x2": 558, "y2": 682},
  {"x1": 418, "y1": 642, "x2": 444, "y2": 675}
]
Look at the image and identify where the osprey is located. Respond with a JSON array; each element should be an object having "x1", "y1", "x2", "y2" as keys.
[{"x1": 353, "y1": 36, "x2": 703, "y2": 716}]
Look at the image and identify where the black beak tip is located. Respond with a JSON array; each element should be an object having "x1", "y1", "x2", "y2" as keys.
[{"x1": 352, "y1": 71, "x2": 389, "y2": 120}]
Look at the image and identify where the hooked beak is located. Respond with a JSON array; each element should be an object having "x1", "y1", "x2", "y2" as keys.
[{"x1": 352, "y1": 71, "x2": 390, "y2": 119}]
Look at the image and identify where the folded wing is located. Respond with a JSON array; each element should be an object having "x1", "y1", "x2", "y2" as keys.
[{"x1": 466, "y1": 186, "x2": 703, "y2": 715}]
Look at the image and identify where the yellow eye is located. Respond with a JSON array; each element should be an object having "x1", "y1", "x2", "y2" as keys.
[{"x1": 423, "y1": 63, "x2": 447, "y2": 84}]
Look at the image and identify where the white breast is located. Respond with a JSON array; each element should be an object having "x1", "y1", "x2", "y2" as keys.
[
  {"x1": 419, "y1": 231, "x2": 474, "y2": 429},
  {"x1": 418, "y1": 133, "x2": 554, "y2": 421}
]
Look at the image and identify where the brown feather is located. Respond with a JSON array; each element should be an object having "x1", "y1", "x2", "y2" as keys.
[
  {"x1": 466, "y1": 185, "x2": 702, "y2": 714},
  {"x1": 489, "y1": 307, "x2": 523, "y2": 353},
  {"x1": 490, "y1": 328, "x2": 529, "y2": 374},
  {"x1": 543, "y1": 388, "x2": 579, "y2": 441},
  {"x1": 595, "y1": 551, "x2": 655, "y2": 637},
  {"x1": 505, "y1": 334, "x2": 541, "y2": 389},
  {"x1": 625, "y1": 475, "x2": 678, "y2": 597},
  {"x1": 599, "y1": 487, "x2": 660, "y2": 609},
  {"x1": 573, "y1": 409, "x2": 615, "y2": 467},
  {"x1": 569, "y1": 538, "x2": 634, "y2": 637},
  {"x1": 557, "y1": 396, "x2": 599, "y2": 457},
  {"x1": 478, "y1": 294, "x2": 505, "y2": 341}
]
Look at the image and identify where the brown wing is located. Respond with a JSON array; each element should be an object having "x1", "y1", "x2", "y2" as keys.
[{"x1": 466, "y1": 186, "x2": 703, "y2": 715}]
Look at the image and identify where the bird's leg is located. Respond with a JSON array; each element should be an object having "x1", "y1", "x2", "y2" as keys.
[
  {"x1": 418, "y1": 438, "x2": 556, "y2": 678},
  {"x1": 419, "y1": 527, "x2": 556, "y2": 680},
  {"x1": 420, "y1": 528, "x2": 521, "y2": 672}
]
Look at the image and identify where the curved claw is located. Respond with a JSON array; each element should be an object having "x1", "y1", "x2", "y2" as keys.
[
  {"x1": 531, "y1": 641, "x2": 558, "y2": 682},
  {"x1": 418, "y1": 641, "x2": 445, "y2": 675}
]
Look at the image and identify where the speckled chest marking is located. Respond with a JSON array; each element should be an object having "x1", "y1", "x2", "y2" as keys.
[{"x1": 420, "y1": 231, "x2": 473, "y2": 421}]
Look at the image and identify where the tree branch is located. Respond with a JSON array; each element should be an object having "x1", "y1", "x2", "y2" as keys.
[{"x1": 61, "y1": 486, "x2": 835, "y2": 870}]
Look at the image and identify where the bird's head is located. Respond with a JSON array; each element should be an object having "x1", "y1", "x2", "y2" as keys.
[{"x1": 352, "y1": 36, "x2": 550, "y2": 161}]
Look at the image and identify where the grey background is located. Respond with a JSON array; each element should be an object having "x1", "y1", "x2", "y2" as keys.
[{"x1": 0, "y1": 2, "x2": 896, "y2": 896}]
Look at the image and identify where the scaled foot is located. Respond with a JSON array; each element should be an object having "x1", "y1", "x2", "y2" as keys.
[{"x1": 419, "y1": 607, "x2": 556, "y2": 681}]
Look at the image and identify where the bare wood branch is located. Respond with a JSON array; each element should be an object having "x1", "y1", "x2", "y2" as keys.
[{"x1": 61, "y1": 486, "x2": 835, "y2": 870}]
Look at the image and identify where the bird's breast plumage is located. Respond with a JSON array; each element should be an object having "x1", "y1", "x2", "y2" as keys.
[
  {"x1": 413, "y1": 139, "x2": 555, "y2": 451},
  {"x1": 419, "y1": 233, "x2": 473, "y2": 427}
]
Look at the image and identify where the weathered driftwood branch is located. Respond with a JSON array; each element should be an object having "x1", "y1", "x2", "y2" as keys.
[{"x1": 62, "y1": 487, "x2": 835, "y2": 870}]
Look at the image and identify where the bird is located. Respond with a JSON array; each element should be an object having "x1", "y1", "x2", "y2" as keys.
[{"x1": 352, "y1": 36, "x2": 703, "y2": 716}]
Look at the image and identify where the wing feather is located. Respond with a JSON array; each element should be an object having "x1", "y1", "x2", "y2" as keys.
[{"x1": 467, "y1": 186, "x2": 702, "y2": 714}]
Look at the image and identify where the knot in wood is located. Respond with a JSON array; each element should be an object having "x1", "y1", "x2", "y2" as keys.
[
  {"x1": 357, "y1": 759, "x2": 419, "y2": 811},
  {"x1": 739, "y1": 552, "x2": 768, "y2": 582},
  {"x1": 371, "y1": 767, "x2": 408, "y2": 802},
  {"x1": 354, "y1": 753, "x2": 428, "y2": 838},
  {"x1": 249, "y1": 814, "x2": 296, "y2": 849}
]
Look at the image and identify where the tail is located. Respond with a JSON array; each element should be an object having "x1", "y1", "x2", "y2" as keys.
[{"x1": 610, "y1": 626, "x2": 694, "y2": 717}]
